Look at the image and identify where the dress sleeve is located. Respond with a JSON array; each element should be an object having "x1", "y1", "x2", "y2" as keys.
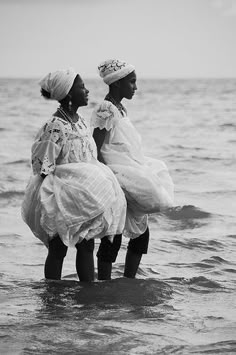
[
  {"x1": 32, "y1": 117, "x2": 67, "y2": 176},
  {"x1": 91, "y1": 101, "x2": 119, "y2": 131}
]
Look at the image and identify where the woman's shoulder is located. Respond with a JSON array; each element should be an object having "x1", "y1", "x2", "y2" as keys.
[
  {"x1": 91, "y1": 100, "x2": 121, "y2": 130},
  {"x1": 94, "y1": 100, "x2": 120, "y2": 119},
  {"x1": 37, "y1": 116, "x2": 70, "y2": 141},
  {"x1": 43, "y1": 115, "x2": 71, "y2": 131}
]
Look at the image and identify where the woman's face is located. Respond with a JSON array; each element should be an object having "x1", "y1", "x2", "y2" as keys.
[
  {"x1": 70, "y1": 75, "x2": 89, "y2": 107},
  {"x1": 119, "y1": 71, "x2": 137, "y2": 100}
]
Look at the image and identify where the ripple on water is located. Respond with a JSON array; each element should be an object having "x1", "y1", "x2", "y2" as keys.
[
  {"x1": 201, "y1": 256, "x2": 230, "y2": 265},
  {"x1": 0, "y1": 190, "x2": 24, "y2": 199},
  {"x1": 4, "y1": 159, "x2": 30, "y2": 166},
  {"x1": 165, "y1": 275, "x2": 224, "y2": 293},
  {"x1": 186, "y1": 276, "x2": 224, "y2": 294},
  {"x1": 184, "y1": 340, "x2": 236, "y2": 354},
  {"x1": 163, "y1": 238, "x2": 224, "y2": 251},
  {"x1": 222, "y1": 268, "x2": 236, "y2": 275}
]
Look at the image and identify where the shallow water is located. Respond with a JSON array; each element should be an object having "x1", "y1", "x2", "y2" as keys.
[{"x1": 0, "y1": 78, "x2": 236, "y2": 354}]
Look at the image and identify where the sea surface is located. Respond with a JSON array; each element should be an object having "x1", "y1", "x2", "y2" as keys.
[{"x1": 0, "y1": 78, "x2": 235, "y2": 354}]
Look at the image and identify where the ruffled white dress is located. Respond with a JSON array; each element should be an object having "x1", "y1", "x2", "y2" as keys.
[
  {"x1": 91, "y1": 101, "x2": 174, "y2": 238},
  {"x1": 22, "y1": 114, "x2": 127, "y2": 247}
]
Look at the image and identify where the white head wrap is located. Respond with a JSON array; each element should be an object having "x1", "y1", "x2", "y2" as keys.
[
  {"x1": 39, "y1": 68, "x2": 77, "y2": 101},
  {"x1": 98, "y1": 59, "x2": 135, "y2": 85}
]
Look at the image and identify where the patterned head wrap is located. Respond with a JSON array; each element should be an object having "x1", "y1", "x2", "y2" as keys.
[
  {"x1": 98, "y1": 59, "x2": 135, "y2": 85},
  {"x1": 39, "y1": 68, "x2": 77, "y2": 101}
]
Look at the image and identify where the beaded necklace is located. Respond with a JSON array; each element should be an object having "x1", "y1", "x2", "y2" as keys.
[
  {"x1": 105, "y1": 94, "x2": 127, "y2": 116},
  {"x1": 57, "y1": 107, "x2": 85, "y2": 130}
]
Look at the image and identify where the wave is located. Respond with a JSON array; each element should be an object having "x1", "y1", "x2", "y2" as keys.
[
  {"x1": 187, "y1": 276, "x2": 224, "y2": 293},
  {"x1": 0, "y1": 233, "x2": 22, "y2": 248},
  {"x1": 190, "y1": 155, "x2": 223, "y2": 161},
  {"x1": 201, "y1": 256, "x2": 230, "y2": 265},
  {"x1": 188, "y1": 256, "x2": 231, "y2": 272},
  {"x1": 0, "y1": 233, "x2": 22, "y2": 239},
  {"x1": 0, "y1": 190, "x2": 24, "y2": 199},
  {"x1": 154, "y1": 205, "x2": 212, "y2": 231},
  {"x1": 162, "y1": 205, "x2": 212, "y2": 220},
  {"x1": 170, "y1": 144, "x2": 204, "y2": 151},
  {"x1": 4, "y1": 159, "x2": 30, "y2": 166},
  {"x1": 166, "y1": 151, "x2": 224, "y2": 162},
  {"x1": 204, "y1": 189, "x2": 236, "y2": 195},
  {"x1": 186, "y1": 340, "x2": 236, "y2": 354},
  {"x1": 223, "y1": 268, "x2": 236, "y2": 274},
  {"x1": 178, "y1": 276, "x2": 223, "y2": 289},
  {"x1": 163, "y1": 238, "x2": 223, "y2": 251},
  {"x1": 220, "y1": 123, "x2": 236, "y2": 129},
  {"x1": 167, "y1": 258, "x2": 231, "y2": 275},
  {"x1": 226, "y1": 234, "x2": 236, "y2": 239},
  {"x1": 165, "y1": 276, "x2": 224, "y2": 292}
]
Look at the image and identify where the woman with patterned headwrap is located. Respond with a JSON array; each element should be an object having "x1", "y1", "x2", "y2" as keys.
[
  {"x1": 91, "y1": 59, "x2": 174, "y2": 279},
  {"x1": 22, "y1": 68, "x2": 126, "y2": 281}
]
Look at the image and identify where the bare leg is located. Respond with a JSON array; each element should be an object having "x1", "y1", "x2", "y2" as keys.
[
  {"x1": 124, "y1": 250, "x2": 142, "y2": 278},
  {"x1": 76, "y1": 239, "x2": 94, "y2": 282},
  {"x1": 44, "y1": 236, "x2": 67, "y2": 280},
  {"x1": 44, "y1": 254, "x2": 64, "y2": 280},
  {"x1": 97, "y1": 260, "x2": 112, "y2": 280},
  {"x1": 97, "y1": 235, "x2": 122, "y2": 280},
  {"x1": 124, "y1": 227, "x2": 150, "y2": 278}
]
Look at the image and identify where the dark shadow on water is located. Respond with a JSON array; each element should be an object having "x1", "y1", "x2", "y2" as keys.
[{"x1": 34, "y1": 278, "x2": 173, "y2": 320}]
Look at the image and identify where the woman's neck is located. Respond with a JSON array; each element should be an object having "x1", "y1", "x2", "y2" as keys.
[
  {"x1": 58, "y1": 105, "x2": 79, "y2": 123},
  {"x1": 60, "y1": 105, "x2": 79, "y2": 121},
  {"x1": 108, "y1": 88, "x2": 123, "y2": 104},
  {"x1": 105, "y1": 93, "x2": 127, "y2": 116}
]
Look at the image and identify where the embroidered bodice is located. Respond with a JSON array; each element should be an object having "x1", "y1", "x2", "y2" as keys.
[{"x1": 32, "y1": 115, "x2": 97, "y2": 176}]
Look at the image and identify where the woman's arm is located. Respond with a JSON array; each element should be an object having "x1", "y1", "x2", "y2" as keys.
[
  {"x1": 32, "y1": 118, "x2": 66, "y2": 177},
  {"x1": 93, "y1": 128, "x2": 106, "y2": 164}
]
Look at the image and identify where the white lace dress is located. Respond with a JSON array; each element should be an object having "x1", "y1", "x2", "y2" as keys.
[
  {"x1": 22, "y1": 114, "x2": 127, "y2": 247},
  {"x1": 91, "y1": 101, "x2": 174, "y2": 238}
]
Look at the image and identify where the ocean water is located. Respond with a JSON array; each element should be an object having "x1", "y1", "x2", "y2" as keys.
[{"x1": 0, "y1": 78, "x2": 236, "y2": 354}]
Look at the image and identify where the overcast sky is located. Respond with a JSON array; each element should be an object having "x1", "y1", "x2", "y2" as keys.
[{"x1": 0, "y1": 0, "x2": 236, "y2": 78}]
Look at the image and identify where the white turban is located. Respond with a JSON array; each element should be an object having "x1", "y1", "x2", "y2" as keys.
[
  {"x1": 39, "y1": 68, "x2": 77, "y2": 101},
  {"x1": 98, "y1": 59, "x2": 135, "y2": 85}
]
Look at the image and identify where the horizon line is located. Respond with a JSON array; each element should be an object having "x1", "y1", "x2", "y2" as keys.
[{"x1": 0, "y1": 76, "x2": 236, "y2": 80}]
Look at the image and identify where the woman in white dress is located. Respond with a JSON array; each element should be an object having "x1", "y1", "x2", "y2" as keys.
[
  {"x1": 22, "y1": 68, "x2": 126, "y2": 281},
  {"x1": 92, "y1": 59, "x2": 174, "y2": 279}
]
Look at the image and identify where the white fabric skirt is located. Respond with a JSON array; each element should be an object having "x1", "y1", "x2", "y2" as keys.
[
  {"x1": 109, "y1": 157, "x2": 174, "y2": 214},
  {"x1": 22, "y1": 162, "x2": 127, "y2": 247}
]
